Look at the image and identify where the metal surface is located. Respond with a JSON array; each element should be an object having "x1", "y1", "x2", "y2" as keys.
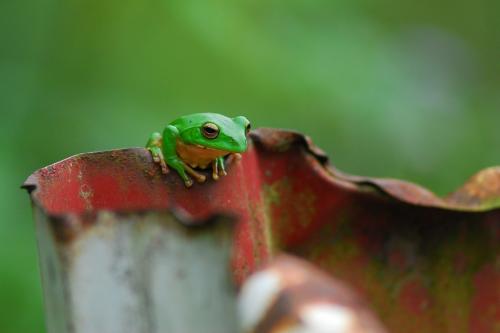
[
  {"x1": 238, "y1": 254, "x2": 388, "y2": 333},
  {"x1": 24, "y1": 128, "x2": 500, "y2": 332},
  {"x1": 30, "y1": 206, "x2": 237, "y2": 333}
]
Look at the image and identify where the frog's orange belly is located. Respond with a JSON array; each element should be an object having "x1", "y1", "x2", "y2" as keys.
[{"x1": 176, "y1": 140, "x2": 229, "y2": 169}]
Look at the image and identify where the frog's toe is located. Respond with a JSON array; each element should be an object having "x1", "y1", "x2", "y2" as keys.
[
  {"x1": 154, "y1": 158, "x2": 169, "y2": 174},
  {"x1": 212, "y1": 172, "x2": 219, "y2": 180},
  {"x1": 148, "y1": 147, "x2": 169, "y2": 174},
  {"x1": 196, "y1": 174, "x2": 207, "y2": 183},
  {"x1": 183, "y1": 163, "x2": 206, "y2": 183},
  {"x1": 184, "y1": 178, "x2": 194, "y2": 187},
  {"x1": 219, "y1": 169, "x2": 227, "y2": 177},
  {"x1": 160, "y1": 161, "x2": 169, "y2": 174},
  {"x1": 158, "y1": 156, "x2": 169, "y2": 174}
]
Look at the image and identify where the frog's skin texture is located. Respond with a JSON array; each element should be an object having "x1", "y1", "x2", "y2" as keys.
[{"x1": 146, "y1": 113, "x2": 251, "y2": 187}]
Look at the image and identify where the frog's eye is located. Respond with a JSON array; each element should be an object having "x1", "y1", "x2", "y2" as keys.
[
  {"x1": 201, "y1": 122, "x2": 219, "y2": 139},
  {"x1": 245, "y1": 123, "x2": 251, "y2": 135}
]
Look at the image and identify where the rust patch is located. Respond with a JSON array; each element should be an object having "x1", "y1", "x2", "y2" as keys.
[
  {"x1": 398, "y1": 277, "x2": 432, "y2": 316},
  {"x1": 447, "y1": 167, "x2": 500, "y2": 210},
  {"x1": 469, "y1": 264, "x2": 500, "y2": 333}
]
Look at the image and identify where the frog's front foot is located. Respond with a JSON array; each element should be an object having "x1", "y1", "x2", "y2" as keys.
[
  {"x1": 211, "y1": 160, "x2": 221, "y2": 180},
  {"x1": 151, "y1": 150, "x2": 169, "y2": 174},
  {"x1": 146, "y1": 132, "x2": 169, "y2": 174},
  {"x1": 211, "y1": 153, "x2": 242, "y2": 180},
  {"x1": 209, "y1": 157, "x2": 226, "y2": 180}
]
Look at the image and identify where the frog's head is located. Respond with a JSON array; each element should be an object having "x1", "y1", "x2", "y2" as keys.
[{"x1": 178, "y1": 113, "x2": 251, "y2": 153}]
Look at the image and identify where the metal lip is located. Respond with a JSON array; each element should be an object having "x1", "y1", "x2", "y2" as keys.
[{"x1": 22, "y1": 128, "x2": 500, "y2": 223}]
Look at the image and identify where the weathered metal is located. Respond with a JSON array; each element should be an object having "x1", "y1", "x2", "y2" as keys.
[
  {"x1": 24, "y1": 128, "x2": 499, "y2": 332},
  {"x1": 238, "y1": 254, "x2": 388, "y2": 333},
  {"x1": 27, "y1": 204, "x2": 237, "y2": 332}
]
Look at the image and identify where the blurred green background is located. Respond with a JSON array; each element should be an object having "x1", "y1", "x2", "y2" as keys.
[{"x1": 1, "y1": 0, "x2": 498, "y2": 331}]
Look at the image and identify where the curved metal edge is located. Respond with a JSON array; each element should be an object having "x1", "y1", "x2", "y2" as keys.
[
  {"x1": 23, "y1": 162, "x2": 237, "y2": 246},
  {"x1": 251, "y1": 128, "x2": 500, "y2": 212},
  {"x1": 22, "y1": 128, "x2": 500, "y2": 220}
]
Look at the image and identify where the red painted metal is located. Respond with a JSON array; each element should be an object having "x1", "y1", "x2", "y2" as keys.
[{"x1": 24, "y1": 128, "x2": 500, "y2": 332}]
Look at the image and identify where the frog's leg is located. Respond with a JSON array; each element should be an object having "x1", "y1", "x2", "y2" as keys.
[
  {"x1": 218, "y1": 157, "x2": 228, "y2": 176},
  {"x1": 182, "y1": 163, "x2": 207, "y2": 183},
  {"x1": 213, "y1": 153, "x2": 241, "y2": 180},
  {"x1": 164, "y1": 156, "x2": 194, "y2": 187},
  {"x1": 160, "y1": 125, "x2": 193, "y2": 187},
  {"x1": 211, "y1": 159, "x2": 219, "y2": 180},
  {"x1": 146, "y1": 132, "x2": 168, "y2": 174},
  {"x1": 210, "y1": 156, "x2": 227, "y2": 181},
  {"x1": 211, "y1": 158, "x2": 226, "y2": 180},
  {"x1": 162, "y1": 125, "x2": 208, "y2": 187}
]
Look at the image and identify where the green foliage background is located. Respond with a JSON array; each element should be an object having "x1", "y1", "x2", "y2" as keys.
[{"x1": 1, "y1": 0, "x2": 498, "y2": 331}]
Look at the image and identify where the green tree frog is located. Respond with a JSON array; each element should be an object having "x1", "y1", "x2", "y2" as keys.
[{"x1": 146, "y1": 113, "x2": 251, "y2": 187}]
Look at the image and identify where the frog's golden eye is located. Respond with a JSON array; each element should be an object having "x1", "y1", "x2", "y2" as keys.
[
  {"x1": 201, "y1": 122, "x2": 219, "y2": 139},
  {"x1": 245, "y1": 123, "x2": 251, "y2": 135}
]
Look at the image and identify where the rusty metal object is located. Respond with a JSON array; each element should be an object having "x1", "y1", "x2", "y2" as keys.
[
  {"x1": 26, "y1": 203, "x2": 237, "y2": 332},
  {"x1": 238, "y1": 254, "x2": 388, "y2": 333},
  {"x1": 24, "y1": 128, "x2": 499, "y2": 332}
]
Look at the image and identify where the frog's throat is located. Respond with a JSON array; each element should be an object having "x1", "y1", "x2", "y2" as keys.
[{"x1": 176, "y1": 140, "x2": 230, "y2": 169}]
